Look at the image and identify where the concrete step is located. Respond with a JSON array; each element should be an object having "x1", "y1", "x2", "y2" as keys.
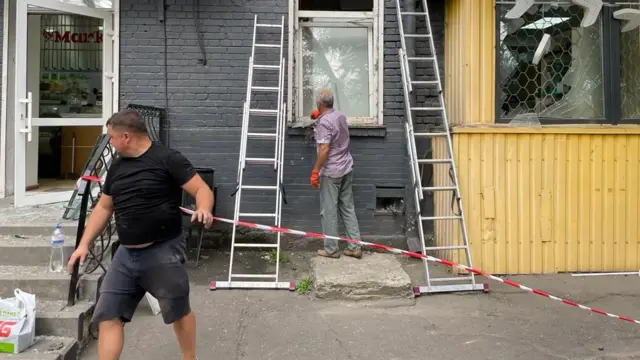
[
  {"x1": 0, "y1": 224, "x2": 78, "y2": 237},
  {"x1": 311, "y1": 253, "x2": 414, "y2": 300},
  {"x1": 0, "y1": 202, "x2": 78, "y2": 237},
  {"x1": 0, "y1": 235, "x2": 75, "y2": 267},
  {"x1": 0, "y1": 336, "x2": 78, "y2": 360},
  {"x1": 37, "y1": 300, "x2": 95, "y2": 344},
  {"x1": 0, "y1": 265, "x2": 103, "y2": 302}
]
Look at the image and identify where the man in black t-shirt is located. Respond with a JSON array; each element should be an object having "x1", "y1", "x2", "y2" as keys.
[{"x1": 67, "y1": 110, "x2": 213, "y2": 360}]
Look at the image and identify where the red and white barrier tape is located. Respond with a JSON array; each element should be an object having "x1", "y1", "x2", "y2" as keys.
[{"x1": 182, "y1": 207, "x2": 639, "y2": 324}]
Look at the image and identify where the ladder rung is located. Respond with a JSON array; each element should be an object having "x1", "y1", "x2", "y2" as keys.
[
  {"x1": 411, "y1": 107, "x2": 443, "y2": 111},
  {"x1": 404, "y1": 34, "x2": 432, "y2": 38},
  {"x1": 414, "y1": 132, "x2": 448, "y2": 137},
  {"x1": 252, "y1": 86, "x2": 279, "y2": 92},
  {"x1": 401, "y1": 11, "x2": 427, "y2": 15},
  {"x1": 407, "y1": 56, "x2": 435, "y2": 62},
  {"x1": 247, "y1": 132, "x2": 277, "y2": 140},
  {"x1": 417, "y1": 159, "x2": 452, "y2": 164},
  {"x1": 422, "y1": 186, "x2": 456, "y2": 191},
  {"x1": 249, "y1": 109, "x2": 279, "y2": 116},
  {"x1": 239, "y1": 212, "x2": 277, "y2": 218},
  {"x1": 245, "y1": 157, "x2": 276, "y2": 165},
  {"x1": 233, "y1": 243, "x2": 279, "y2": 248},
  {"x1": 231, "y1": 274, "x2": 278, "y2": 279},
  {"x1": 411, "y1": 80, "x2": 439, "y2": 85},
  {"x1": 430, "y1": 276, "x2": 473, "y2": 282},
  {"x1": 421, "y1": 215, "x2": 462, "y2": 221},
  {"x1": 256, "y1": 23, "x2": 283, "y2": 28},
  {"x1": 424, "y1": 245, "x2": 467, "y2": 250},
  {"x1": 241, "y1": 185, "x2": 278, "y2": 191},
  {"x1": 255, "y1": 43, "x2": 281, "y2": 48},
  {"x1": 253, "y1": 64, "x2": 280, "y2": 70}
]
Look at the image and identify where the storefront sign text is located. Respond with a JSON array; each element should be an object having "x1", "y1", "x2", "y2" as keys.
[{"x1": 42, "y1": 30, "x2": 103, "y2": 44}]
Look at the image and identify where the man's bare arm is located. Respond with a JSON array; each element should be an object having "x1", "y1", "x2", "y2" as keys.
[
  {"x1": 182, "y1": 173, "x2": 215, "y2": 213},
  {"x1": 78, "y1": 194, "x2": 114, "y2": 250}
]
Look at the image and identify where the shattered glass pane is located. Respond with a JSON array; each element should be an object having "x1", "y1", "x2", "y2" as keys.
[
  {"x1": 497, "y1": 2, "x2": 605, "y2": 122},
  {"x1": 619, "y1": 1, "x2": 640, "y2": 119},
  {"x1": 301, "y1": 26, "x2": 370, "y2": 117}
]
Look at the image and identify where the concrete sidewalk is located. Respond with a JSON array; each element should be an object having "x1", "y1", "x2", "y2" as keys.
[{"x1": 80, "y1": 250, "x2": 640, "y2": 360}]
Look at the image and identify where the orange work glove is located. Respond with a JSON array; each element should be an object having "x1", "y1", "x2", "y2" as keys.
[
  {"x1": 310, "y1": 109, "x2": 320, "y2": 120},
  {"x1": 310, "y1": 170, "x2": 320, "y2": 189}
]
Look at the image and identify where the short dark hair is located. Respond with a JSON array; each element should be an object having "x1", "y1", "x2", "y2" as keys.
[{"x1": 106, "y1": 110, "x2": 148, "y2": 134}]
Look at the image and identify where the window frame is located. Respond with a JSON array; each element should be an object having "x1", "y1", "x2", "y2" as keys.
[
  {"x1": 288, "y1": 0, "x2": 384, "y2": 127},
  {"x1": 493, "y1": 1, "x2": 636, "y2": 125}
]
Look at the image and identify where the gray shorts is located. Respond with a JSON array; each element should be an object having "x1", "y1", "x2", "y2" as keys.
[{"x1": 92, "y1": 236, "x2": 191, "y2": 325}]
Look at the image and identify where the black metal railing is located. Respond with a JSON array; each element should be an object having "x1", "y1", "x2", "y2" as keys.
[
  {"x1": 125, "y1": 103, "x2": 168, "y2": 145},
  {"x1": 67, "y1": 174, "x2": 111, "y2": 306},
  {"x1": 62, "y1": 134, "x2": 116, "y2": 220}
]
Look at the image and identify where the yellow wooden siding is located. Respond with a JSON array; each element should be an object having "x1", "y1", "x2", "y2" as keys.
[
  {"x1": 444, "y1": 0, "x2": 495, "y2": 125},
  {"x1": 433, "y1": 133, "x2": 640, "y2": 275}
]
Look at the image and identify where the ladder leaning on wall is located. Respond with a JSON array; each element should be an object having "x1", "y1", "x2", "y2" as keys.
[
  {"x1": 210, "y1": 14, "x2": 293, "y2": 291},
  {"x1": 394, "y1": 0, "x2": 488, "y2": 296}
]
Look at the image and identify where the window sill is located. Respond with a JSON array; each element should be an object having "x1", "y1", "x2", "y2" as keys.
[
  {"x1": 287, "y1": 122, "x2": 387, "y2": 138},
  {"x1": 451, "y1": 124, "x2": 640, "y2": 135}
]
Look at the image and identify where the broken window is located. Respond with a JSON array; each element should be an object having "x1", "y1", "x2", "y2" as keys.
[
  {"x1": 293, "y1": 0, "x2": 381, "y2": 125},
  {"x1": 300, "y1": 25, "x2": 371, "y2": 118},
  {"x1": 619, "y1": 2, "x2": 640, "y2": 120},
  {"x1": 496, "y1": 2, "x2": 605, "y2": 123}
]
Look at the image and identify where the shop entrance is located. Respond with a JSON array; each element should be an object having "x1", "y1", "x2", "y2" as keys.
[{"x1": 11, "y1": 0, "x2": 114, "y2": 207}]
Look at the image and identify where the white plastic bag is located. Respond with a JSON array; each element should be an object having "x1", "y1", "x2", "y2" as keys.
[{"x1": 0, "y1": 289, "x2": 36, "y2": 354}]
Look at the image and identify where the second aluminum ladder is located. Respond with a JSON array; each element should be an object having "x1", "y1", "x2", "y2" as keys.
[
  {"x1": 211, "y1": 15, "x2": 293, "y2": 291},
  {"x1": 395, "y1": 0, "x2": 487, "y2": 295}
]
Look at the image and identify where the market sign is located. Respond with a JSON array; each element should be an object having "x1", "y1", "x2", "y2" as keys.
[{"x1": 42, "y1": 30, "x2": 103, "y2": 44}]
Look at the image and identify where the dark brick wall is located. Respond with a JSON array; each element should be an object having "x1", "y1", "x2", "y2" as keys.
[{"x1": 119, "y1": 0, "x2": 444, "y2": 244}]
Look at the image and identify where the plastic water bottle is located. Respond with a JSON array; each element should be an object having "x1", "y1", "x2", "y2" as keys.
[{"x1": 49, "y1": 225, "x2": 64, "y2": 272}]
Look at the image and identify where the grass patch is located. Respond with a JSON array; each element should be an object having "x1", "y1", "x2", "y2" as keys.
[
  {"x1": 264, "y1": 249, "x2": 290, "y2": 264},
  {"x1": 296, "y1": 277, "x2": 313, "y2": 295}
]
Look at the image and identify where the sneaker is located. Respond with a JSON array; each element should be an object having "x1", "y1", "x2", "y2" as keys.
[
  {"x1": 317, "y1": 249, "x2": 340, "y2": 258},
  {"x1": 343, "y1": 249, "x2": 362, "y2": 259}
]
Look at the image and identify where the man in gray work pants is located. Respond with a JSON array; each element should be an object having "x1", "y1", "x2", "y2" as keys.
[{"x1": 309, "y1": 89, "x2": 362, "y2": 259}]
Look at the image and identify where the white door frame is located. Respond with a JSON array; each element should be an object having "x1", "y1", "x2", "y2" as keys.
[
  {"x1": 0, "y1": 0, "x2": 10, "y2": 199},
  {"x1": 11, "y1": 0, "x2": 117, "y2": 207}
]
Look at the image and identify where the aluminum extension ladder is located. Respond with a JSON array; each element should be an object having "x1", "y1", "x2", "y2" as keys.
[
  {"x1": 395, "y1": 0, "x2": 486, "y2": 295},
  {"x1": 211, "y1": 15, "x2": 293, "y2": 291}
]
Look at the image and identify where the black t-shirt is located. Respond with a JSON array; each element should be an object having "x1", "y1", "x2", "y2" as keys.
[{"x1": 103, "y1": 143, "x2": 197, "y2": 246}]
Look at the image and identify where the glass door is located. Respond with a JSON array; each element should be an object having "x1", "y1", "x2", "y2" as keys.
[{"x1": 13, "y1": 0, "x2": 114, "y2": 206}]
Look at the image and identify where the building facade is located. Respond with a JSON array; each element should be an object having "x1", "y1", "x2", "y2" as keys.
[
  {"x1": 434, "y1": 0, "x2": 640, "y2": 275},
  {"x1": 2, "y1": 0, "x2": 640, "y2": 275},
  {"x1": 0, "y1": 0, "x2": 445, "y2": 246}
]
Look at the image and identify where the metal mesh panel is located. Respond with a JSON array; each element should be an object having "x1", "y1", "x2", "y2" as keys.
[
  {"x1": 619, "y1": 1, "x2": 640, "y2": 120},
  {"x1": 496, "y1": 1, "x2": 605, "y2": 123}
]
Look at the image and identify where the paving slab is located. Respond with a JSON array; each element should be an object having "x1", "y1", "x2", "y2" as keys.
[{"x1": 311, "y1": 252, "x2": 413, "y2": 300}]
